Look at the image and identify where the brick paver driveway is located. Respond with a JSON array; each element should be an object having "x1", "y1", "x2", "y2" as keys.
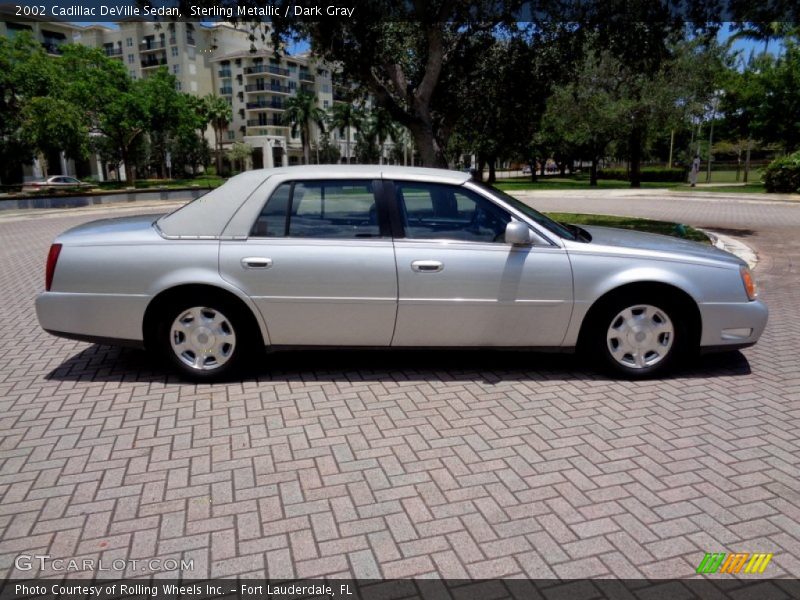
[{"x1": 1, "y1": 192, "x2": 798, "y2": 580}]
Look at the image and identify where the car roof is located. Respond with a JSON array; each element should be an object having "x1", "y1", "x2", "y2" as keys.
[{"x1": 156, "y1": 166, "x2": 471, "y2": 238}]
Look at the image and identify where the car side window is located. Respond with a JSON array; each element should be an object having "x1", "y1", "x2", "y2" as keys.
[
  {"x1": 395, "y1": 182, "x2": 511, "y2": 243},
  {"x1": 251, "y1": 180, "x2": 381, "y2": 239}
]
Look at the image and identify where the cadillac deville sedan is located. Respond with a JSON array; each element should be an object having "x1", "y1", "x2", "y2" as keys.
[{"x1": 36, "y1": 166, "x2": 767, "y2": 381}]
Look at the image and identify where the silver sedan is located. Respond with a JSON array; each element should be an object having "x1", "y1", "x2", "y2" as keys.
[{"x1": 36, "y1": 166, "x2": 767, "y2": 381}]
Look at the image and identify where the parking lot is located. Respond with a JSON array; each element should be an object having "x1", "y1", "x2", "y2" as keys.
[{"x1": 1, "y1": 192, "x2": 799, "y2": 580}]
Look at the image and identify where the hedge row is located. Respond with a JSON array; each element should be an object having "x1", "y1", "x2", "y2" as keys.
[
  {"x1": 763, "y1": 152, "x2": 800, "y2": 193},
  {"x1": 597, "y1": 167, "x2": 687, "y2": 182}
]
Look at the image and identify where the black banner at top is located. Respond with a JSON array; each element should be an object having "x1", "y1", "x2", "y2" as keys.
[{"x1": 3, "y1": 0, "x2": 800, "y2": 23}]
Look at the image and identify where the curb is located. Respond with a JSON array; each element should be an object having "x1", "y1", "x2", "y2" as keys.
[{"x1": 700, "y1": 229, "x2": 758, "y2": 270}]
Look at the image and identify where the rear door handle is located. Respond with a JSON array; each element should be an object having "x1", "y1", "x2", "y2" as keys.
[
  {"x1": 241, "y1": 257, "x2": 273, "y2": 269},
  {"x1": 411, "y1": 260, "x2": 443, "y2": 273}
]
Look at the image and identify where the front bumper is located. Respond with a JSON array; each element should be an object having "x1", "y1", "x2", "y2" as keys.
[{"x1": 698, "y1": 299, "x2": 768, "y2": 349}]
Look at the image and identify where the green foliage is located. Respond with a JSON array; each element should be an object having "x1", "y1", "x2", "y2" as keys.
[
  {"x1": 226, "y1": 141, "x2": 253, "y2": 172},
  {"x1": 597, "y1": 167, "x2": 687, "y2": 182},
  {"x1": 282, "y1": 91, "x2": 326, "y2": 165},
  {"x1": 313, "y1": 137, "x2": 341, "y2": 164},
  {"x1": 204, "y1": 94, "x2": 233, "y2": 175},
  {"x1": 762, "y1": 152, "x2": 800, "y2": 193},
  {"x1": 327, "y1": 103, "x2": 362, "y2": 163}
]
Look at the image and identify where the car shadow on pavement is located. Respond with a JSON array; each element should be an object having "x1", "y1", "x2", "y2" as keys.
[{"x1": 45, "y1": 344, "x2": 752, "y2": 385}]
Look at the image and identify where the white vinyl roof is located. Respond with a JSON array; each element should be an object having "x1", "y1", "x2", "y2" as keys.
[{"x1": 156, "y1": 166, "x2": 470, "y2": 238}]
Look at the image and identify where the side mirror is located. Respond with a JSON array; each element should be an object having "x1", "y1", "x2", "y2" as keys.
[{"x1": 505, "y1": 221, "x2": 532, "y2": 245}]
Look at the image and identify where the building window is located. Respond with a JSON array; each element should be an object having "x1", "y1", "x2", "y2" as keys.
[
  {"x1": 128, "y1": 54, "x2": 134, "y2": 64},
  {"x1": 130, "y1": 71, "x2": 137, "y2": 79},
  {"x1": 323, "y1": 100, "x2": 329, "y2": 108},
  {"x1": 228, "y1": 131, "x2": 235, "y2": 140},
  {"x1": 173, "y1": 64, "x2": 180, "y2": 74},
  {"x1": 175, "y1": 81, "x2": 182, "y2": 91},
  {"x1": 188, "y1": 47, "x2": 195, "y2": 60},
  {"x1": 126, "y1": 37, "x2": 133, "y2": 47},
  {"x1": 171, "y1": 46, "x2": 179, "y2": 57}
]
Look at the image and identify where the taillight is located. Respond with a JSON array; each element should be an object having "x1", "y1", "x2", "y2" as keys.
[{"x1": 45, "y1": 243, "x2": 62, "y2": 291}]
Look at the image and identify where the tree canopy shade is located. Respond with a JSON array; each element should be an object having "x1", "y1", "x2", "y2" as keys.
[{"x1": 263, "y1": 1, "x2": 533, "y2": 168}]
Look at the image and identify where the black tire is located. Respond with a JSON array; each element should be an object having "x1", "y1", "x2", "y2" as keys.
[
  {"x1": 154, "y1": 293, "x2": 255, "y2": 382},
  {"x1": 584, "y1": 294, "x2": 690, "y2": 379}
]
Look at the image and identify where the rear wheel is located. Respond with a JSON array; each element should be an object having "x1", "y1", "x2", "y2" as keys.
[
  {"x1": 155, "y1": 296, "x2": 252, "y2": 381},
  {"x1": 586, "y1": 296, "x2": 690, "y2": 378}
]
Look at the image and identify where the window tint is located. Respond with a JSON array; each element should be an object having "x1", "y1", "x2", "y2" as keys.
[
  {"x1": 396, "y1": 182, "x2": 511, "y2": 243},
  {"x1": 251, "y1": 180, "x2": 380, "y2": 239}
]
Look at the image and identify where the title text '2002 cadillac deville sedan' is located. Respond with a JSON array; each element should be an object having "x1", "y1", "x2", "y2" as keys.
[{"x1": 36, "y1": 166, "x2": 767, "y2": 380}]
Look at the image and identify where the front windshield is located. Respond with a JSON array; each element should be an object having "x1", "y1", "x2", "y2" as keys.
[{"x1": 470, "y1": 181, "x2": 577, "y2": 241}]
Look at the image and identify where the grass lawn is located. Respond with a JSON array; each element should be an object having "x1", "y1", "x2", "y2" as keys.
[
  {"x1": 493, "y1": 170, "x2": 764, "y2": 192},
  {"x1": 544, "y1": 212, "x2": 710, "y2": 243},
  {"x1": 671, "y1": 182, "x2": 767, "y2": 194},
  {"x1": 494, "y1": 176, "x2": 682, "y2": 191}
]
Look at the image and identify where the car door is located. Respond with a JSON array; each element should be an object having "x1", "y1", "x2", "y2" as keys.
[
  {"x1": 219, "y1": 178, "x2": 398, "y2": 346},
  {"x1": 389, "y1": 180, "x2": 574, "y2": 347}
]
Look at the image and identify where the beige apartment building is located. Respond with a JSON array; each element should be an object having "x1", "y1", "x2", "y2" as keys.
[{"x1": 1, "y1": 15, "x2": 384, "y2": 181}]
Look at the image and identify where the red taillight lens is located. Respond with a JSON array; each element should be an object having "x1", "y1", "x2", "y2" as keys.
[{"x1": 45, "y1": 243, "x2": 62, "y2": 291}]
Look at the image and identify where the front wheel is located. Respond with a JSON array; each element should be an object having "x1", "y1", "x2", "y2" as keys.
[
  {"x1": 587, "y1": 298, "x2": 689, "y2": 378},
  {"x1": 155, "y1": 298, "x2": 251, "y2": 381}
]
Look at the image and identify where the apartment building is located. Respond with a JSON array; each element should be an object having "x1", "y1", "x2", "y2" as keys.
[{"x1": 210, "y1": 49, "x2": 337, "y2": 167}]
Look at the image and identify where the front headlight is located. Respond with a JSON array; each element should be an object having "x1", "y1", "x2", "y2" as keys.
[{"x1": 740, "y1": 266, "x2": 758, "y2": 301}]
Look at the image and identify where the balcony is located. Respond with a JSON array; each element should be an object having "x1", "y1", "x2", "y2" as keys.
[
  {"x1": 169, "y1": 36, "x2": 176, "y2": 45},
  {"x1": 244, "y1": 84, "x2": 291, "y2": 94},
  {"x1": 104, "y1": 47, "x2": 123, "y2": 57},
  {"x1": 141, "y1": 56, "x2": 167, "y2": 68},
  {"x1": 246, "y1": 101, "x2": 285, "y2": 110},
  {"x1": 299, "y1": 72, "x2": 315, "y2": 83},
  {"x1": 219, "y1": 87, "x2": 233, "y2": 95},
  {"x1": 187, "y1": 36, "x2": 196, "y2": 46},
  {"x1": 246, "y1": 126, "x2": 289, "y2": 136},
  {"x1": 218, "y1": 69, "x2": 232, "y2": 78},
  {"x1": 140, "y1": 40, "x2": 166, "y2": 52},
  {"x1": 243, "y1": 65, "x2": 290, "y2": 77}
]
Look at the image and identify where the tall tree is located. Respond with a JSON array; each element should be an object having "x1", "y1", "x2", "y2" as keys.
[
  {"x1": 0, "y1": 32, "x2": 62, "y2": 182},
  {"x1": 364, "y1": 107, "x2": 397, "y2": 164},
  {"x1": 58, "y1": 44, "x2": 148, "y2": 184},
  {"x1": 204, "y1": 95, "x2": 232, "y2": 175},
  {"x1": 327, "y1": 102, "x2": 362, "y2": 164},
  {"x1": 269, "y1": 3, "x2": 527, "y2": 167},
  {"x1": 282, "y1": 91, "x2": 326, "y2": 165}
]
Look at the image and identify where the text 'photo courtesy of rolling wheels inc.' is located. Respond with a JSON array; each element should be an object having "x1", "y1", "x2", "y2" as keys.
[{"x1": 1, "y1": 0, "x2": 800, "y2": 599}]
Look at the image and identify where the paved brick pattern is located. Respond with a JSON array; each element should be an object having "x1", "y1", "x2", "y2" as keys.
[{"x1": 0, "y1": 196, "x2": 798, "y2": 580}]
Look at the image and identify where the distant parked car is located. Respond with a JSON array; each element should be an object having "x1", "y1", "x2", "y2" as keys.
[
  {"x1": 36, "y1": 166, "x2": 767, "y2": 381},
  {"x1": 23, "y1": 176, "x2": 93, "y2": 193},
  {"x1": 521, "y1": 165, "x2": 532, "y2": 174}
]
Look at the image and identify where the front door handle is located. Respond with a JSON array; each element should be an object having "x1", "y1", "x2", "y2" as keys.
[
  {"x1": 411, "y1": 260, "x2": 444, "y2": 273},
  {"x1": 241, "y1": 257, "x2": 273, "y2": 269}
]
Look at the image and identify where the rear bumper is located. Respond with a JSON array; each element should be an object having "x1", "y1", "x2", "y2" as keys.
[
  {"x1": 36, "y1": 291, "x2": 148, "y2": 344},
  {"x1": 699, "y1": 299, "x2": 768, "y2": 348}
]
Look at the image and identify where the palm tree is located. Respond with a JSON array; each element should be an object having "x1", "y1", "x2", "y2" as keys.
[
  {"x1": 328, "y1": 103, "x2": 362, "y2": 164},
  {"x1": 365, "y1": 108, "x2": 398, "y2": 165},
  {"x1": 282, "y1": 91, "x2": 326, "y2": 165},
  {"x1": 204, "y1": 94, "x2": 232, "y2": 175}
]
